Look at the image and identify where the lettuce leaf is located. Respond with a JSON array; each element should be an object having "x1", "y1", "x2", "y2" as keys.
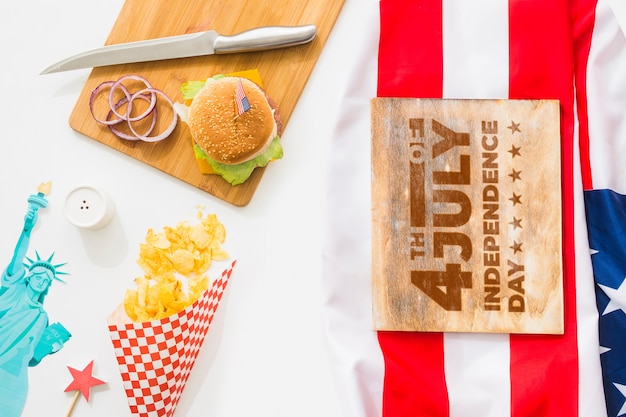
[
  {"x1": 193, "y1": 136, "x2": 283, "y2": 185},
  {"x1": 181, "y1": 81, "x2": 206, "y2": 101},
  {"x1": 180, "y1": 74, "x2": 225, "y2": 101}
]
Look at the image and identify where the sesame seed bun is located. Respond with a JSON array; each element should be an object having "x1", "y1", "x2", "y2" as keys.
[{"x1": 187, "y1": 77, "x2": 281, "y2": 165}]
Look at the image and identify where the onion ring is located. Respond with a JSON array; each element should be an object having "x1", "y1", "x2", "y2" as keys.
[
  {"x1": 107, "y1": 93, "x2": 158, "y2": 141},
  {"x1": 89, "y1": 74, "x2": 177, "y2": 142},
  {"x1": 126, "y1": 87, "x2": 178, "y2": 143},
  {"x1": 108, "y1": 74, "x2": 155, "y2": 122},
  {"x1": 89, "y1": 81, "x2": 123, "y2": 126}
]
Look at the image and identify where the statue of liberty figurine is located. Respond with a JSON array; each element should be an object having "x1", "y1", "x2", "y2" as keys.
[{"x1": 0, "y1": 182, "x2": 71, "y2": 417}]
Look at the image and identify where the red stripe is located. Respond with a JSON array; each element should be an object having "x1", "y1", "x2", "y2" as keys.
[
  {"x1": 377, "y1": 332, "x2": 449, "y2": 417},
  {"x1": 377, "y1": 1, "x2": 448, "y2": 416},
  {"x1": 508, "y1": 1, "x2": 579, "y2": 416},
  {"x1": 377, "y1": 1, "x2": 443, "y2": 99},
  {"x1": 571, "y1": 0, "x2": 598, "y2": 190}
]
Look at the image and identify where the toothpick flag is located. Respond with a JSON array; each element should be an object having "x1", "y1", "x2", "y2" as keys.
[
  {"x1": 235, "y1": 78, "x2": 251, "y2": 116},
  {"x1": 64, "y1": 360, "x2": 106, "y2": 417}
]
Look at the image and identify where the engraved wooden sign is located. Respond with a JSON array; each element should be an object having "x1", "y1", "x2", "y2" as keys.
[{"x1": 371, "y1": 98, "x2": 563, "y2": 334}]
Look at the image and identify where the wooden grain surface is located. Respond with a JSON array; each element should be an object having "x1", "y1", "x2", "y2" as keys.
[
  {"x1": 371, "y1": 98, "x2": 564, "y2": 334},
  {"x1": 68, "y1": 0, "x2": 345, "y2": 206}
]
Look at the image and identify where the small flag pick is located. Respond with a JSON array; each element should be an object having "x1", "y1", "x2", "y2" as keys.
[
  {"x1": 63, "y1": 360, "x2": 106, "y2": 417},
  {"x1": 235, "y1": 78, "x2": 251, "y2": 116}
]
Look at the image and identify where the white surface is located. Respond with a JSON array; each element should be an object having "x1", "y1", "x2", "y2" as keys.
[{"x1": 0, "y1": 0, "x2": 367, "y2": 415}]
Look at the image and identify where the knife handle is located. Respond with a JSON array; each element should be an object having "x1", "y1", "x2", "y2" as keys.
[{"x1": 213, "y1": 24, "x2": 317, "y2": 54}]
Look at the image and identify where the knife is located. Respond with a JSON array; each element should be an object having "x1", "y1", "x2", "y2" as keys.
[{"x1": 41, "y1": 24, "x2": 317, "y2": 74}]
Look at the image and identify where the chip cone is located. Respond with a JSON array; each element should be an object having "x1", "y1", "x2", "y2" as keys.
[{"x1": 108, "y1": 260, "x2": 236, "y2": 417}]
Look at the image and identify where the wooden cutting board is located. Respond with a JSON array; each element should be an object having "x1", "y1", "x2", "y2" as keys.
[{"x1": 68, "y1": 0, "x2": 345, "y2": 206}]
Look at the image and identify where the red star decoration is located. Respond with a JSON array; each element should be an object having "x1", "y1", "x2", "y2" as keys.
[{"x1": 64, "y1": 360, "x2": 106, "y2": 401}]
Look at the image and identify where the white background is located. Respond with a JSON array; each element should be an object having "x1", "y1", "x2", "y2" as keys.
[{"x1": 0, "y1": 0, "x2": 372, "y2": 415}]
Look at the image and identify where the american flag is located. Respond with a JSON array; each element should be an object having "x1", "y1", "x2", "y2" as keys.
[
  {"x1": 322, "y1": 0, "x2": 625, "y2": 416},
  {"x1": 586, "y1": 190, "x2": 626, "y2": 417},
  {"x1": 235, "y1": 78, "x2": 251, "y2": 116}
]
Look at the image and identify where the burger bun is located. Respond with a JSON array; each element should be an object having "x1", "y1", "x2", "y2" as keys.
[{"x1": 187, "y1": 77, "x2": 280, "y2": 166}]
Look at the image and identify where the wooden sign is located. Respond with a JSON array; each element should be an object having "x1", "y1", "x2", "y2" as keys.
[{"x1": 371, "y1": 98, "x2": 563, "y2": 334}]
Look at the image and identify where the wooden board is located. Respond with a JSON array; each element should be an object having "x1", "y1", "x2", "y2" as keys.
[
  {"x1": 371, "y1": 98, "x2": 564, "y2": 334},
  {"x1": 68, "y1": 0, "x2": 345, "y2": 206}
]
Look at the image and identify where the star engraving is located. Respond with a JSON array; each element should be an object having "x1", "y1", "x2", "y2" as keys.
[
  {"x1": 510, "y1": 241, "x2": 523, "y2": 254},
  {"x1": 508, "y1": 121, "x2": 521, "y2": 134},
  {"x1": 508, "y1": 144, "x2": 522, "y2": 158},
  {"x1": 509, "y1": 193, "x2": 522, "y2": 206},
  {"x1": 509, "y1": 169, "x2": 522, "y2": 182},
  {"x1": 510, "y1": 217, "x2": 523, "y2": 230}
]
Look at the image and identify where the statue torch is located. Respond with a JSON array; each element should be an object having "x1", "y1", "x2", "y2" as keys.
[
  {"x1": 28, "y1": 181, "x2": 52, "y2": 210},
  {"x1": 24, "y1": 182, "x2": 51, "y2": 234}
]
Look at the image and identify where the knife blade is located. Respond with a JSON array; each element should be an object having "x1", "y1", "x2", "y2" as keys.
[{"x1": 41, "y1": 24, "x2": 317, "y2": 74}]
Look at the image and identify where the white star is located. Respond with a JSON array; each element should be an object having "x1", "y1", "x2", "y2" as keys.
[
  {"x1": 615, "y1": 383, "x2": 626, "y2": 416},
  {"x1": 598, "y1": 278, "x2": 626, "y2": 315},
  {"x1": 591, "y1": 248, "x2": 598, "y2": 256},
  {"x1": 601, "y1": 345, "x2": 611, "y2": 355}
]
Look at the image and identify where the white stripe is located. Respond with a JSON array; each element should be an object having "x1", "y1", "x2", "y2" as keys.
[
  {"x1": 573, "y1": 103, "x2": 608, "y2": 416},
  {"x1": 321, "y1": 1, "x2": 383, "y2": 416},
  {"x1": 442, "y1": 1, "x2": 511, "y2": 417},
  {"x1": 442, "y1": 0, "x2": 509, "y2": 100},
  {"x1": 587, "y1": 0, "x2": 626, "y2": 193}
]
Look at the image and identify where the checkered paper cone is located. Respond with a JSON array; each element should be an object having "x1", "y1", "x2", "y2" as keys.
[{"x1": 108, "y1": 260, "x2": 236, "y2": 417}]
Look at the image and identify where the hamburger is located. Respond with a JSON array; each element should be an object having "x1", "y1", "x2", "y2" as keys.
[{"x1": 178, "y1": 74, "x2": 283, "y2": 185}]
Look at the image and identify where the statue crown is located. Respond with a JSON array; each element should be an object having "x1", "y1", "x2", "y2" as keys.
[{"x1": 24, "y1": 251, "x2": 68, "y2": 283}]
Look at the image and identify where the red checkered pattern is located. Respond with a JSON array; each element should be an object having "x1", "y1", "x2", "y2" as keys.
[{"x1": 108, "y1": 260, "x2": 236, "y2": 417}]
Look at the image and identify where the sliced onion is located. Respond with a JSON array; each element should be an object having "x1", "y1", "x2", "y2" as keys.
[
  {"x1": 89, "y1": 81, "x2": 123, "y2": 126},
  {"x1": 127, "y1": 88, "x2": 177, "y2": 143},
  {"x1": 89, "y1": 74, "x2": 177, "y2": 142},
  {"x1": 108, "y1": 74, "x2": 156, "y2": 122},
  {"x1": 107, "y1": 94, "x2": 158, "y2": 141}
]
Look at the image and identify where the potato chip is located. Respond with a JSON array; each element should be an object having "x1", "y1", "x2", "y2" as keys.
[
  {"x1": 189, "y1": 225, "x2": 210, "y2": 249},
  {"x1": 123, "y1": 211, "x2": 229, "y2": 322},
  {"x1": 171, "y1": 249, "x2": 195, "y2": 274}
]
